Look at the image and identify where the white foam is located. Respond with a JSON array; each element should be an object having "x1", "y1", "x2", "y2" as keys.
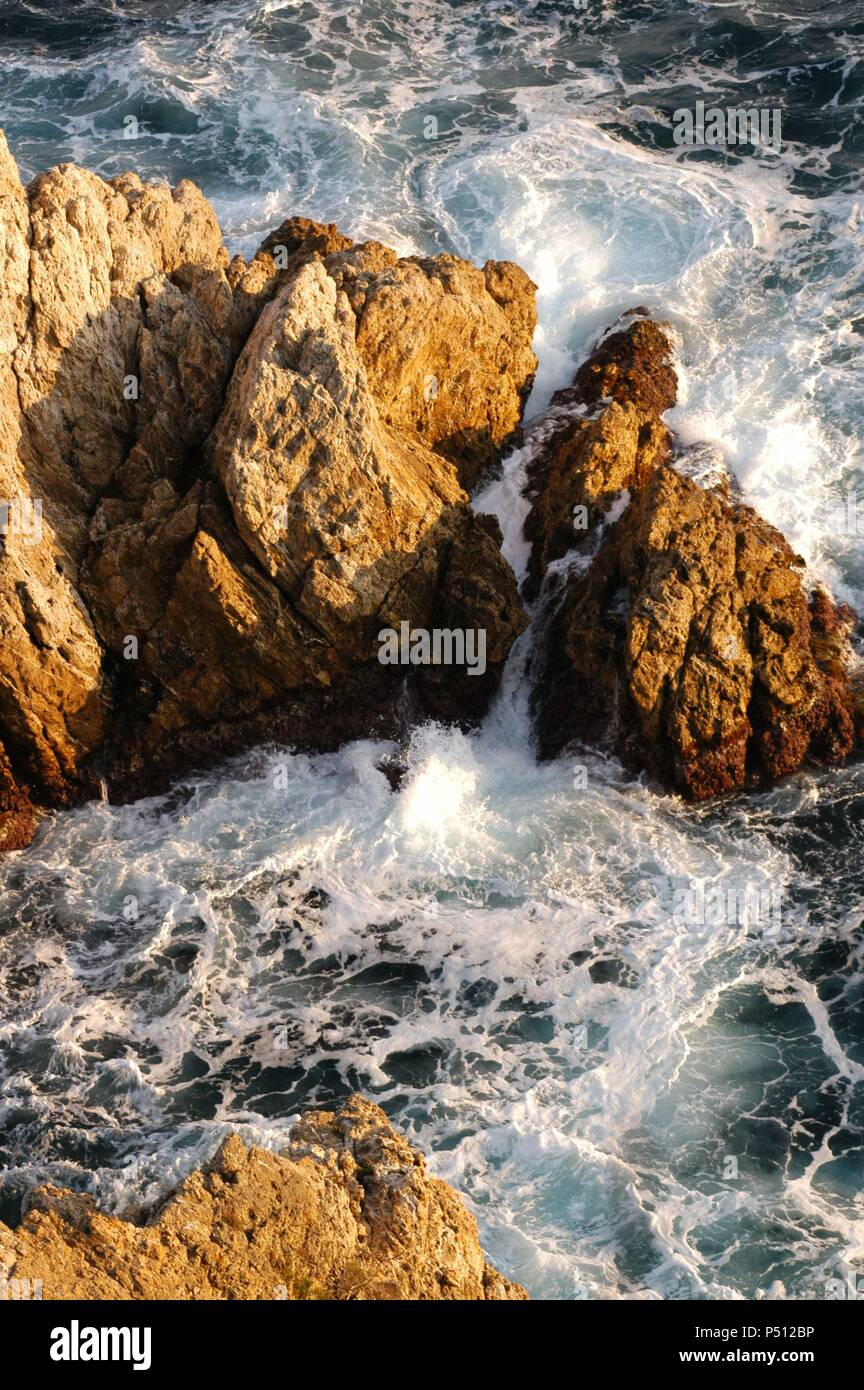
[{"x1": 0, "y1": 0, "x2": 862, "y2": 1301}]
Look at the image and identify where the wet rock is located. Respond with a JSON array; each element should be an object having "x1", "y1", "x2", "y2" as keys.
[
  {"x1": 0, "y1": 135, "x2": 534, "y2": 843},
  {"x1": 376, "y1": 752, "x2": 407, "y2": 791},
  {"x1": 523, "y1": 313, "x2": 676, "y2": 598},
  {"x1": 0, "y1": 745, "x2": 36, "y2": 851},
  {"x1": 528, "y1": 313, "x2": 859, "y2": 798},
  {"x1": 0, "y1": 1096, "x2": 527, "y2": 1300},
  {"x1": 588, "y1": 957, "x2": 638, "y2": 989}
]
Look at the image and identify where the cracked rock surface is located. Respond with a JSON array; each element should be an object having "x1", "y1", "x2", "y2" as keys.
[
  {"x1": 0, "y1": 134, "x2": 534, "y2": 845},
  {"x1": 0, "y1": 1096, "x2": 527, "y2": 1301},
  {"x1": 527, "y1": 312, "x2": 860, "y2": 799}
]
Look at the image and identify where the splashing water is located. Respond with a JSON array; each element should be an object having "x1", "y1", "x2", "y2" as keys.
[{"x1": 1, "y1": 0, "x2": 863, "y2": 1300}]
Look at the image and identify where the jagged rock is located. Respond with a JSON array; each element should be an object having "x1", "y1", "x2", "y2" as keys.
[
  {"x1": 257, "y1": 214, "x2": 354, "y2": 267},
  {"x1": 210, "y1": 258, "x2": 466, "y2": 640},
  {"x1": 523, "y1": 314, "x2": 676, "y2": 597},
  {"x1": 250, "y1": 225, "x2": 538, "y2": 493},
  {"x1": 0, "y1": 744, "x2": 36, "y2": 851},
  {"x1": 0, "y1": 134, "x2": 534, "y2": 845},
  {"x1": 327, "y1": 244, "x2": 538, "y2": 488},
  {"x1": 528, "y1": 314, "x2": 859, "y2": 798},
  {"x1": 0, "y1": 1096, "x2": 526, "y2": 1301},
  {"x1": 0, "y1": 131, "x2": 258, "y2": 815},
  {"x1": 0, "y1": 136, "x2": 107, "y2": 809}
]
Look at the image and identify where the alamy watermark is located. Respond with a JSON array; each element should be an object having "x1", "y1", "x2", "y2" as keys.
[
  {"x1": 672, "y1": 100, "x2": 782, "y2": 153},
  {"x1": 825, "y1": 491, "x2": 864, "y2": 536},
  {"x1": 378, "y1": 622, "x2": 487, "y2": 677},
  {"x1": 825, "y1": 1263, "x2": 864, "y2": 1299},
  {"x1": 0, "y1": 496, "x2": 42, "y2": 545},
  {"x1": 657, "y1": 878, "x2": 783, "y2": 936},
  {"x1": 50, "y1": 1321, "x2": 151, "y2": 1370},
  {"x1": 1, "y1": 1275, "x2": 42, "y2": 1299}
]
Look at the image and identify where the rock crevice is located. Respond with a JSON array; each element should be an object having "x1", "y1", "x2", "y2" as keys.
[
  {"x1": 0, "y1": 134, "x2": 535, "y2": 844},
  {"x1": 527, "y1": 311, "x2": 860, "y2": 798}
]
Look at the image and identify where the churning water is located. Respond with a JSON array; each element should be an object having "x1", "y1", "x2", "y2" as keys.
[{"x1": 1, "y1": 0, "x2": 863, "y2": 1299}]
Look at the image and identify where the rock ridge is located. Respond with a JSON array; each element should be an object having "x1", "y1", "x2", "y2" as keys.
[
  {"x1": 0, "y1": 1096, "x2": 526, "y2": 1301},
  {"x1": 526, "y1": 310, "x2": 861, "y2": 798},
  {"x1": 0, "y1": 134, "x2": 536, "y2": 847}
]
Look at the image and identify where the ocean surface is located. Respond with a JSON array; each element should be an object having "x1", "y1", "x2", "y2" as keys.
[{"x1": 1, "y1": 0, "x2": 863, "y2": 1299}]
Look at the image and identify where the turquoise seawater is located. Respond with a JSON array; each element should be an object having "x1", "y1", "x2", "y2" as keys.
[{"x1": 0, "y1": 0, "x2": 863, "y2": 1299}]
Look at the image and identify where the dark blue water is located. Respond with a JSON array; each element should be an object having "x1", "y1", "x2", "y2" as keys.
[{"x1": 0, "y1": 0, "x2": 862, "y2": 1300}]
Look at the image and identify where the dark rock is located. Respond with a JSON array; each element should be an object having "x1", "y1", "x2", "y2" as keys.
[
  {"x1": 0, "y1": 134, "x2": 534, "y2": 846},
  {"x1": 527, "y1": 314, "x2": 860, "y2": 799}
]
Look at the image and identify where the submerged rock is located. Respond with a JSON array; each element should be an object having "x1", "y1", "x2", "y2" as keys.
[
  {"x1": 0, "y1": 133, "x2": 534, "y2": 846},
  {"x1": 528, "y1": 312, "x2": 860, "y2": 799},
  {"x1": 0, "y1": 1096, "x2": 526, "y2": 1301}
]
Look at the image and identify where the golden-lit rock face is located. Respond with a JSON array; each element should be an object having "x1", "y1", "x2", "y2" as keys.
[
  {"x1": 1, "y1": 125, "x2": 857, "y2": 842},
  {"x1": 0, "y1": 134, "x2": 535, "y2": 846},
  {"x1": 527, "y1": 313, "x2": 859, "y2": 799},
  {"x1": 0, "y1": 1096, "x2": 527, "y2": 1301}
]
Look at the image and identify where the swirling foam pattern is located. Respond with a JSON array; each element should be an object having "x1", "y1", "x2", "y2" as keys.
[{"x1": 0, "y1": 0, "x2": 863, "y2": 1299}]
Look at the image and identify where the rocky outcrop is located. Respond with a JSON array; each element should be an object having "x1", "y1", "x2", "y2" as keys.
[
  {"x1": 0, "y1": 1096, "x2": 526, "y2": 1301},
  {"x1": 0, "y1": 745, "x2": 36, "y2": 851},
  {"x1": 0, "y1": 134, "x2": 535, "y2": 845},
  {"x1": 327, "y1": 244, "x2": 538, "y2": 489},
  {"x1": 523, "y1": 314, "x2": 676, "y2": 598},
  {"x1": 528, "y1": 312, "x2": 860, "y2": 799},
  {"x1": 5, "y1": 130, "x2": 853, "y2": 829}
]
